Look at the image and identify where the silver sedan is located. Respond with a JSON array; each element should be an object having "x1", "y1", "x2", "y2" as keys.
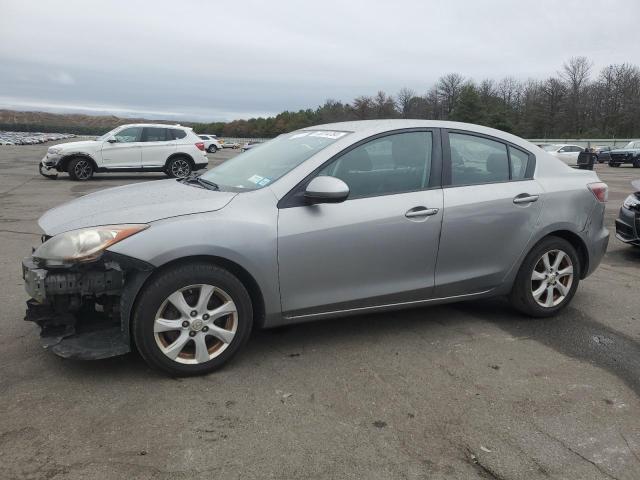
[{"x1": 22, "y1": 120, "x2": 609, "y2": 376}]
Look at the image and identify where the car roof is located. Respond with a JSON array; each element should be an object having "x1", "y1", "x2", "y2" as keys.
[
  {"x1": 119, "y1": 123, "x2": 190, "y2": 130},
  {"x1": 302, "y1": 119, "x2": 539, "y2": 151}
]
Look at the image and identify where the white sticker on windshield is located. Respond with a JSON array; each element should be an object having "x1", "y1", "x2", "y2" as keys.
[
  {"x1": 289, "y1": 132, "x2": 310, "y2": 139},
  {"x1": 258, "y1": 177, "x2": 271, "y2": 186},
  {"x1": 248, "y1": 174, "x2": 264, "y2": 184},
  {"x1": 308, "y1": 131, "x2": 347, "y2": 139}
]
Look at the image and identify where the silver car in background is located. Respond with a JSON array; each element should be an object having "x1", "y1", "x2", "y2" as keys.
[{"x1": 22, "y1": 120, "x2": 609, "y2": 376}]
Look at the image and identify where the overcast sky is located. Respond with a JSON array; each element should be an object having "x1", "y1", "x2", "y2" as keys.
[{"x1": 1, "y1": 0, "x2": 638, "y2": 122}]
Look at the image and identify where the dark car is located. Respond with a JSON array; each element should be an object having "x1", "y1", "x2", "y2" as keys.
[
  {"x1": 609, "y1": 140, "x2": 640, "y2": 168},
  {"x1": 593, "y1": 146, "x2": 611, "y2": 163},
  {"x1": 615, "y1": 179, "x2": 640, "y2": 246}
]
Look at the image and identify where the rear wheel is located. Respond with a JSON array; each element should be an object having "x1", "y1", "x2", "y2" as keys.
[
  {"x1": 67, "y1": 157, "x2": 94, "y2": 181},
  {"x1": 633, "y1": 158, "x2": 640, "y2": 168},
  {"x1": 509, "y1": 236, "x2": 580, "y2": 317},
  {"x1": 207, "y1": 144, "x2": 217, "y2": 153},
  {"x1": 132, "y1": 262, "x2": 253, "y2": 376},
  {"x1": 166, "y1": 156, "x2": 192, "y2": 178}
]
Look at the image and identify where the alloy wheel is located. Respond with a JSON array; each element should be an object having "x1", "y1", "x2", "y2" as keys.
[
  {"x1": 74, "y1": 160, "x2": 92, "y2": 180},
  {"x1": 154, "y1": 284, "x2": 238, "y2": 364},
  {"x1": 531, "y1": 249, "x2": 574, "y2": 308}
]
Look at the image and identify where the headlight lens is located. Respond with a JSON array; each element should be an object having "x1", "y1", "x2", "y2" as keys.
[
  {"x1": 623, "y1": 194, "x2": 640, "y2": 210},
  {"x1": 33, "y1": 224, "x2": 148, "y2": 266}
]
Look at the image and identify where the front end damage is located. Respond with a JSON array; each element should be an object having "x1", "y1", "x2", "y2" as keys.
[{"x1": 23, "y1": 250, "x2": 153, "y2": 360}]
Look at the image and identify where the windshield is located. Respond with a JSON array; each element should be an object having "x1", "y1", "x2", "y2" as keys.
[
  {"x1": 542, "y1": 145, "x2": 559, "y2": 152},
  {"x1": 200, "y1": 130, "x2": 349, "y2": 190},
  {"x1": 96, "y1": 126, "x2": 121, "y2": 141},
  {"x1": 623, "y1": 141, "x2": 640, "y2": 149}
]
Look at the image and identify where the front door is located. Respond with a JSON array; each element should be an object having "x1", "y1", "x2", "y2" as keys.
[
  {"x1": 435, "y1": 130, "x2": 543, "y2": 297},
  {"x1": 101, "y1": 126, "x2": 143, "y2": 168},
  {"x1": 277, "y1": 130, "x2": 443, "y2": 318}
]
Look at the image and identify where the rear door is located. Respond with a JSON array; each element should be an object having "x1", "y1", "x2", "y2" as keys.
[
  {"x1": 101, "y1": 126, "x2": 143, "y2": 168},
  {"x1": 141, "y1": 127, "x2": 176, "y2": 167},
  {"x1": 434, "y1": 130, "x2": 542, "y2": 297}
]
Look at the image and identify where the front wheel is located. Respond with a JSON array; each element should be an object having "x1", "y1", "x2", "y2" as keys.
[
  {"x1": 132, "y1": 262, "x2": 253, "y2": 376},
  {"x1": 509, "y1": 237, "x2": 580, "y2": 317},
  {"x1": 166, "y1": 157, "x2": 192, "y2": 178},
  {"x1": 68, "y1": 157, "x2": 94, "y2": 181}
]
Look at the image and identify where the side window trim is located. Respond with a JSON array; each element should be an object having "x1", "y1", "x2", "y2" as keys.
[
  {"x1": 278, "y1": 127, "x2": 442, "y2": 209},
  {"x1": 441, "y1": 129, "x2": 536, "y2": 188}
]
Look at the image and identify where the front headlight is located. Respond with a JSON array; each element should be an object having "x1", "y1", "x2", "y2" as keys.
[
  {"x1": 623, "y1": 194, "x2": 640, "y2": 210},
  {"x1": 33, "y1": 224, "x2": 148, "y2": 266}
]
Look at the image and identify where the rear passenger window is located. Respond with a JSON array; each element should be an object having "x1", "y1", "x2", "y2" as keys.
[
  {"x1": 450, "y1": 133, "x2": 509, "y2": 186},
  {"x1": 318, "y1": 131, "x2": 432, "y2": 199},
  {"x1": 509, "y1": 147, "x2": 529, "y2": 179},
  {"x1": 143, "y1": 127, "x2": 168, "y2": 142},
  {"x1": 172, "y1": 129, "x2": 187, "y2": 140}
]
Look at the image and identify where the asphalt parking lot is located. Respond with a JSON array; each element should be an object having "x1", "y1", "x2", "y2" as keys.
[{"x1": 1, "y1": 144, "x2": 640, "y2": 480}]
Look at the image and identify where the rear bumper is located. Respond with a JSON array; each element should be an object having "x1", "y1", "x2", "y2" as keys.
[{"x1": 22, "y1": 252, "x2": 153, "y2": 360}]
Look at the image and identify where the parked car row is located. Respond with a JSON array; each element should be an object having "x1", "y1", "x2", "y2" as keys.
[
  {"x1": 0, "y1": 131, "x2": 76, "y2": 145},
  {"x1": 537, "y1": 142, "x2": 640, "y2": 167}
]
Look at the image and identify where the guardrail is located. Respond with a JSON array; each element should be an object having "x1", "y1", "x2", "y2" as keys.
[{"x1": 527, "y1": 139, "x2": 635, "y2": 148}]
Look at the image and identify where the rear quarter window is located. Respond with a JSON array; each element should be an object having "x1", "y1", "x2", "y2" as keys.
[{"x1": 172, "y1": 129, "x2": 187, "y2": 140}]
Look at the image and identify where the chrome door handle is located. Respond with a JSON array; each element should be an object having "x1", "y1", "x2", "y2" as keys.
[
  {"x1": 405, "y1": 207, "x2": 439, "y2": 218},
  {"x1": 513, "y1": 194, "x2": 539, "y2": 204}
]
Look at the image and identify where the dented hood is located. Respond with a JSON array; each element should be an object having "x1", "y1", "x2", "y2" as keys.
[{"x1": 39, "y1": 179, "x2": 237, "y2": 235}]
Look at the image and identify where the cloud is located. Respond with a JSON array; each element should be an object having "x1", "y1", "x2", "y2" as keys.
[
  {"x1": 47, "y1": 71, "x2": 75, "y2": 86},
  {"x1": 0, "y1": 0, "x2": 639, "y2": 121}
]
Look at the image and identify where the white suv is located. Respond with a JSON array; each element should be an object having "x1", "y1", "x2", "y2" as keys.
[
  {"x1": 40, "y1": 124, "x2": 208, "y2": 181},
  {"x1": 198, "y1": 134, "x2": 223, "y2": 153}
]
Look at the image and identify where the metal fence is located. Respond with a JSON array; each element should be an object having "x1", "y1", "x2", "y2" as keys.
[{"x1": 527, "y1": 139, "x2": 634, "y2": 148}]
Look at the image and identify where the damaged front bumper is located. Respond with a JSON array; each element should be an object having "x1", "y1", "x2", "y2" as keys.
[{"x1": 23, "y1": 252, "x2": 153, "y2": 360}]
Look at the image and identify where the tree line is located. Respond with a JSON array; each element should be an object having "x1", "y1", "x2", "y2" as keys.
[{"x1": 193, "y1": 57, "x2": 640, "y2": 139}]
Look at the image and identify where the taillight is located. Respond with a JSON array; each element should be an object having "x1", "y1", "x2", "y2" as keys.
[
  {"x1": 588, "y1": 182, "x2": 608, "y2": 202},
  {"x1": 195, "y1": 142, "x2": 205, "y2": 151}
]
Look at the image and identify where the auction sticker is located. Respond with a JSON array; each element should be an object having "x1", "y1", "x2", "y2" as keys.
[{"x1": 308, "y1": 131, "x2": 348, "y2": 139}]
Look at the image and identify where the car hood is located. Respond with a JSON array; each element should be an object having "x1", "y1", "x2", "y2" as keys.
[
  {"x1": 54, "y1": 140, "x2": 100, "y2": 151},
  {"x1": 39, "y1": 179, "x2": 237, "y2": 235}
]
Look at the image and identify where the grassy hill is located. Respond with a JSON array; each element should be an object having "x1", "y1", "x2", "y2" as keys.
[{"x1": 0, "y1": 110, "x2": 191, "y2": 135}]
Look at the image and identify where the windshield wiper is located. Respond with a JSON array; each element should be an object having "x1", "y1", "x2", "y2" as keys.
[
  {"x1": 196, "y1": 177, "x2": 220, "y2": 190},
  {"x1": 179, "y1": 173, "x2": 219, "y2": 191}
]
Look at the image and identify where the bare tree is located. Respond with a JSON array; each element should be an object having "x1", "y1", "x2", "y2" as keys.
[
  {"x1": 396, "y1": 87, "x2": 416, "y2": 118},
  {"x1": 437, "y1": 73, "x2": 465, "y2": 117}
]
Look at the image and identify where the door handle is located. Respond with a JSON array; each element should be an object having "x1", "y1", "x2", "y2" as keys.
[
  {"x1": 513, "y1": 194, "x2": 539, "y2": 204},
  {"x1": 405, "y1": 207, "x2": 439, "y2": 218}
]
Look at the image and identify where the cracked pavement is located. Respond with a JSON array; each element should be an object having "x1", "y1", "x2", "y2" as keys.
[{"x1": 1, "y1": 143, "x2": 640, "y2": 479}]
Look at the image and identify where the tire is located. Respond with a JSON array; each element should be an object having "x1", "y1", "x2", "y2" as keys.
[
  {"x1": 509, "y1": 236, "x2": 580, "y2": 318},
  {"x1": 633, "y1": 158, "x2": 640, "y2": 168},
  {"x1": 166, "y1": 156, "x2": 192, "y2": 178},
  {"x1": 207, "y1": 145, "x2": 217, "y2": 153},
  {"x1": 132, "y1": 262, "x2": 253, "y2": 376},
  {"x1": 67, "y1": 157, "x2": 94, "y2": 181}
]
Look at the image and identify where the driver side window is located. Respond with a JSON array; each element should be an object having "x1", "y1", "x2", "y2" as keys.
[
  {"x1": 114, "y1": 127, "x2": 142, "y2": 143},
  {"x1": 318, "y1": 131, "x2": 432, "y2": 199}
]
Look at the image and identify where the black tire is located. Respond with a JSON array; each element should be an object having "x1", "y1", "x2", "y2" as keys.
[
  {"x1": 166, "y1": 156, "x2": 192, "y2": 178},
  {"x1": 633, "y1": 158, "x2": 640, "y2": 168},
  {"x1": 207, "y1": 145, "x2": 217, "y2": 153},
  {"x1": 67, "y1": 157, "x2": 94, "y2": 181},
  {"x1": 132, "y1": 262, "x2": 253, "y2": 376},
  {"x1": 509, "y1": 236, "x2": 580, "y2": 318}
]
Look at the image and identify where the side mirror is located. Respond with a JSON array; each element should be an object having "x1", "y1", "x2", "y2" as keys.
[
  {"x1": 304, "y1": 176, "x2": 349, "y2": 204},
  {"x1": 107, "y1": 137, "x2": 117, "y2": 143}
]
